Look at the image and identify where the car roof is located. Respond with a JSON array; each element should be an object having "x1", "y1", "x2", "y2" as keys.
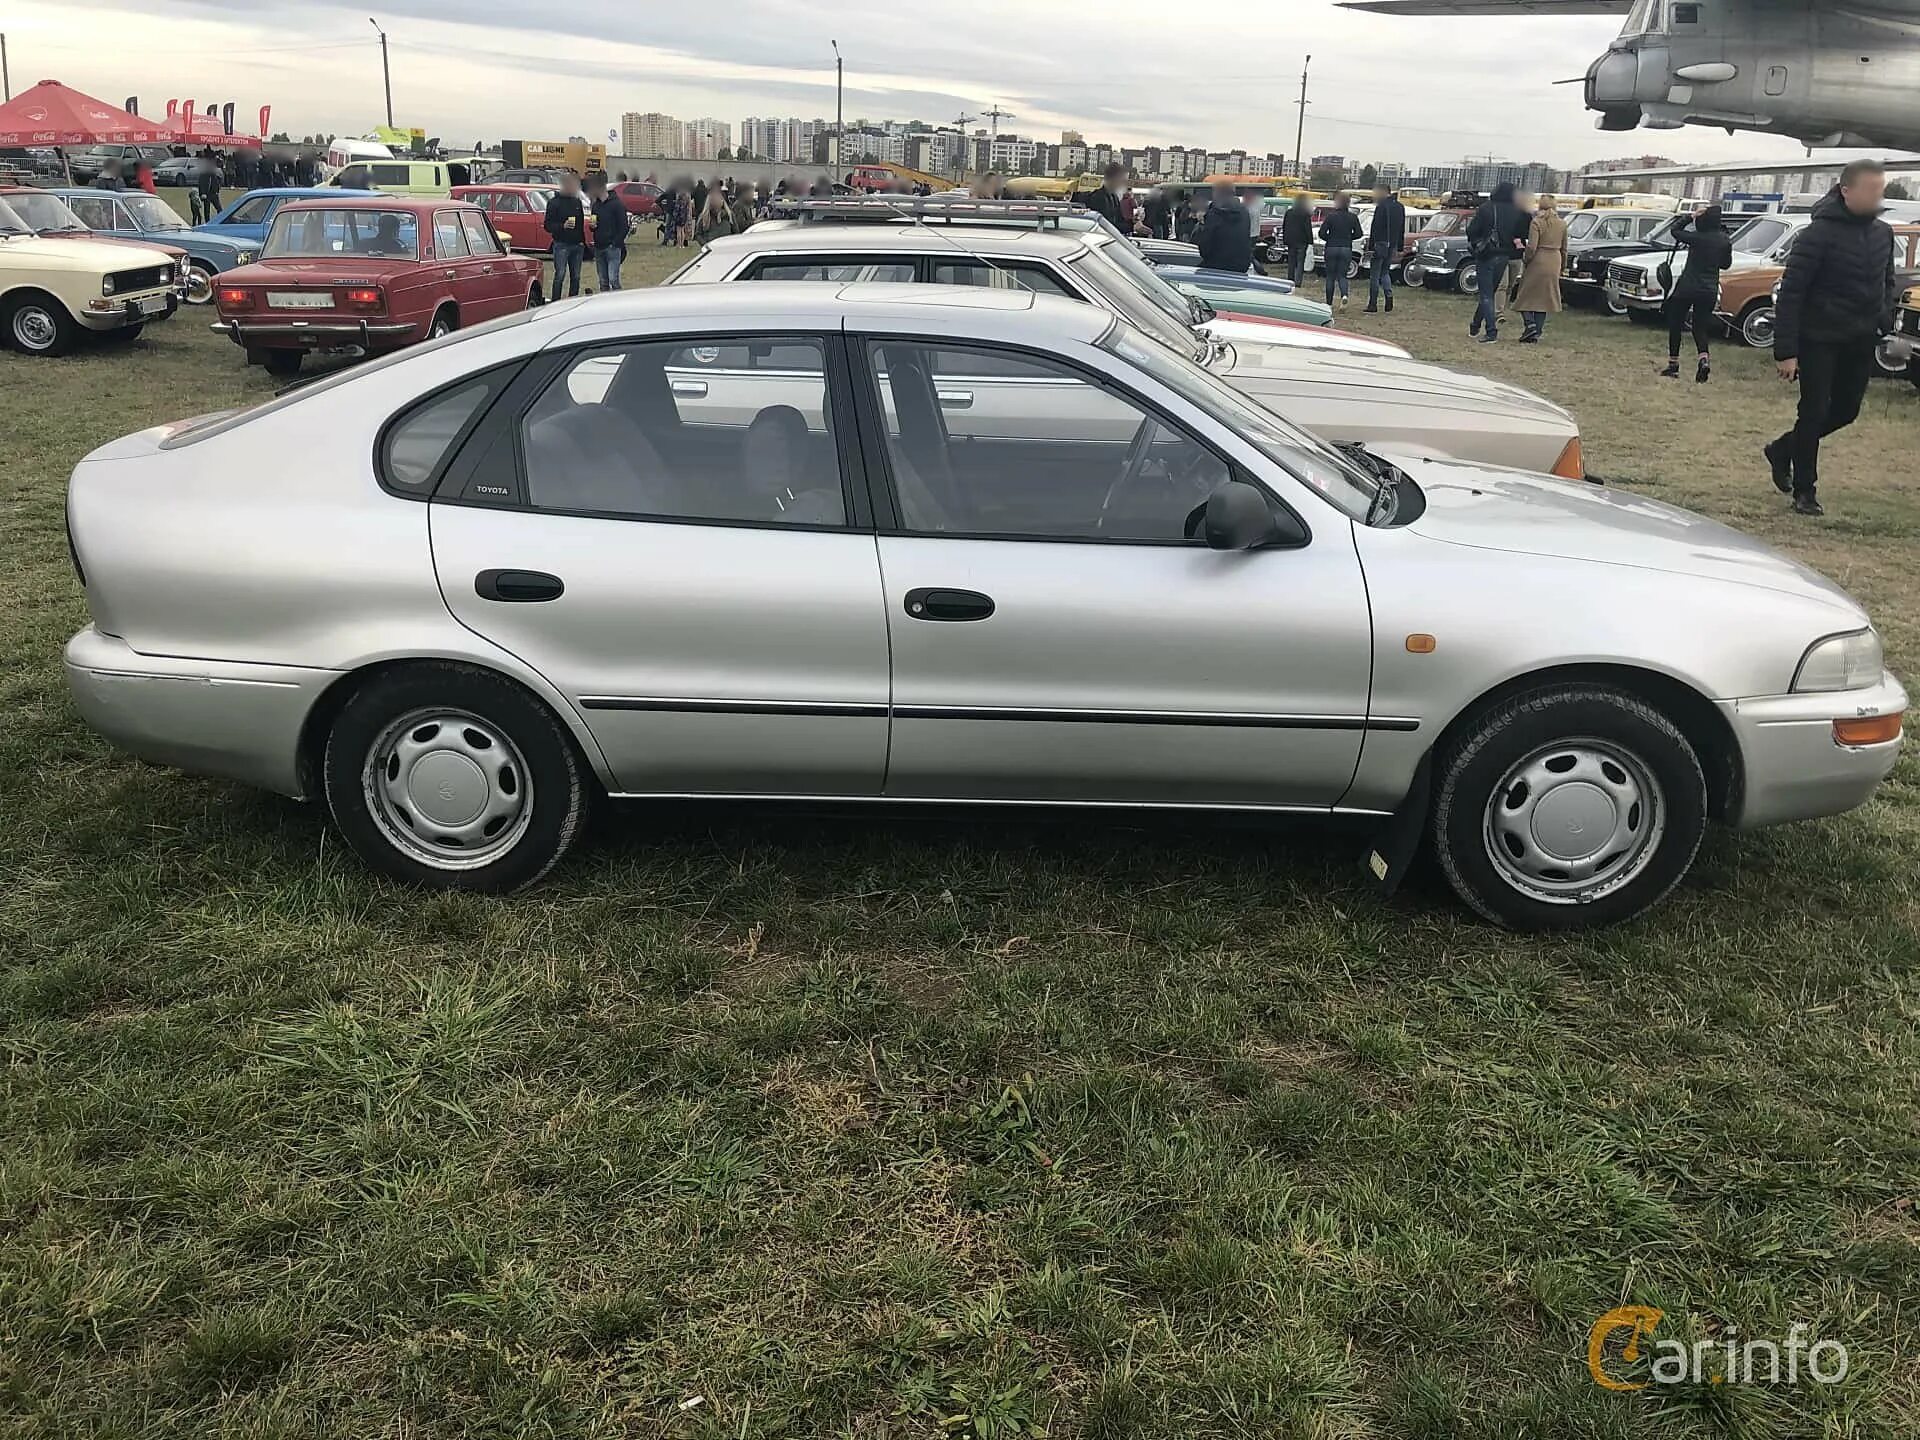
[
  {"x1": 700, "y1": 225, "x2": 1091, "y2": 260},
  {"x1": 276, "y1": 196, "x2": 481, "y2": 215},
  {"x1": 233, "y1": 188, "x2": 379, "y2": 200},
  {"x1": 536, "y1": 279, "x2": 1113, "y2": 342},
  {"x1": 453, "y1": 182, "x2": 549, "y2": 190}
]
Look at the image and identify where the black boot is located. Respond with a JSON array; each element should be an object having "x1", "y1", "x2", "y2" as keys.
[
  {"x1": 1791, "y1": 490, "x2": 1825, "y2": 517},
  {"x1": 1695, "y1": 354, "x2": 1711, "y2": 384},
  {"x1": 1763, "y1": 440, "x2": 1793, "y2": 493},
  {"x1": 1659, "y1": 359, "x2": 1680, "y2": 379},
  {"x1": 1385, "y1": 294, "x2": 1393, "y2": 313}
]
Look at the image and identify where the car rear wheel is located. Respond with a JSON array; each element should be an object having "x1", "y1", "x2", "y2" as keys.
[
  {"x1": 1739, "y1": 303, "x2": 1775, "y2": 349},
  {"x1": 1455, "y1": 262, "x2": 1478, "y2": 294},
  {"x1": 323, "y1": 663, "x2": 592, "y2": 892},
  {"x1": 527, "y1": 282, "x2": 544, "y2": 307},
  {"x1": 1432, "y1": 685, "x2": 1707, "y2": 931},
  {"x1": 184, "y1": 260, "x2": 216, "y2": 305},
  {"x1": 427, "y1": 308, "x2": 457, "y2": 341},
  {"x1": 5, "y1": 293, "x2": 76, "y2": 356},
  {"x1": 262, "y1": 349, "x2": 303, "y2": 377}
]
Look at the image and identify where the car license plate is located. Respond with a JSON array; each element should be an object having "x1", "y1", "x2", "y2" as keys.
[
  {"x1": 135, "y1": 295, "x2": 170, "y2": 315},
  {"x1": 267, "y1": 291, "x2": 331, "y2": 309}
]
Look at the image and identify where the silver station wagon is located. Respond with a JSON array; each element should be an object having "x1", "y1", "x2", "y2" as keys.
[{"x1": 64, "y1": 285, "x2": 1906, "y2": 930}]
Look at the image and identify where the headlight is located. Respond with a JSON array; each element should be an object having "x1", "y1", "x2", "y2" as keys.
[
  {"x1": 237, "y1": 250, "x2": 256, "y2": 263},
  {"x1": 101, "y1": 275, "x2": 116, "y2": 296},
  {"x1": 1793, "y1": 630, "x2": 1883, "y2": 693}
]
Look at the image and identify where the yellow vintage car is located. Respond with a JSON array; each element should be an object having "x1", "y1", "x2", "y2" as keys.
[
  {"x1": 1897, "y1": 282, "x2": 1919, "y2": 389},
  {"x1": 0, "y1": 194, "x2": 181, "y2": 355}
]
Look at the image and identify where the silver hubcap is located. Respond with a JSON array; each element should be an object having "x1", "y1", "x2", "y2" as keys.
[
  {"x1": 1744, "y1": 309, "x2": 1773, "y2": 347},
  {"x1": 363, "y1": 708, "x2": 532, "y2": 869},
  {"x1": 13, "y1": 306, "x2": 56, "y2": 350},
  {"x1": 1483, "y1": 738, "x2": 1665, "y2": 904},
  {"x1": 430, "y1": 317, "x2": 451, "y2": 337},
  {"x1": 186, "y1": 268, "x2": 214, "y2": 304}
]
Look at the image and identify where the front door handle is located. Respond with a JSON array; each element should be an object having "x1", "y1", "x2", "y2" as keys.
[
  {"x1": 937, "y1": 389, "x2": 974, "y2": 409},
  {"x1": 476, "y1": 569, "x2": 564, "y2": 602},
  {"x1": 904, "y1": 587, "x2": 994, "y2": 622},
  {"x1": 670, "y1": 378, "x2": 709, "y2": 398}
]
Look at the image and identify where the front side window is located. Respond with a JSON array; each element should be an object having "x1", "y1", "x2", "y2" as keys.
[
  {"x1": 1734, "y1": 218, "x2": 1788, "y2": 254},
  {"x1": 64, "y1": 193, "x2": 119, "y2": 230},
  {"x1": 223, "y1": 195, "x2": 276, "y2": 226},
  {"x1": 520, "y1": 336, "x2": 846, "y2": 527},
  {"x1": 865, "y1": 340, "x2": 1229, "y2": 542},
  {"x1": 265, "y1": 208, "x2": 420, "y2": 259},
  {"x1": 120, "y1": 194, "x2": 186, "y2": 232},
  {"x1": 433, "y1": 212, "x2": 469, "y2": 258}
]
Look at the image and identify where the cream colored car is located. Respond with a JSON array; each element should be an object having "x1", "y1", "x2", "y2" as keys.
[{"x1": 0, "y1": 195, "x2": 182, "y2": 356}]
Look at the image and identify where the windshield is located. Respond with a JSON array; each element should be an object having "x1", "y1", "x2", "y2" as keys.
[
  {"x1": 1100, "y1": 326, "x2": 1381, "y2": 522},
  {"x1": 1417, "y1": 211, "x2": 1463, "y2": 236},
  {"x1": 119, "y1": 193, "x2": 186, "y2": 231},
  {"x1": 1564, "y1": 210, "x2": 1600, "y2": 240},
  {"x1": 1731, "y1": 216, "x2": 1790, "y2": 254},
  {"x1": 1089, "y1": 233, "x2": 1203, "y2": 327},
  {"x1": 264, "y1": 207, "x2": 421, "y2": 259},
  {"x1": 1, "y1": 191, "x2": 84, "y2": 232},
  {"x1": 0, "y1": 197, "x2": 29, "y2": 236},
  {"x1": 1067, "y1": 246, "x2": 1208, "y2": 357}
]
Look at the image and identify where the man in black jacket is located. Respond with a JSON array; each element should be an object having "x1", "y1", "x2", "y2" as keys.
[
  {"x1": 1196, "y1": 181, "x2": 1252, "y2": 273},
  {"x1": 1464, "y1": 182, "x2": 1529, "y2": 342},
  {"x1": 1318, "y1": 196, "x2": 1365, "y2": 307},
  {"x1": 1080, "y1": 163, "x2": 1128, "y2": 230},
  {"x1": 1764, "y1": 160, "x2": 1899, "y2": 516},
  {"x1": 1280, "y1": 194, "x2": 1314, "y2": 286},
  {"x1": 1365, "y1": 185, "x2": 1407, "y2": 313},
  {"x1": 587, "y1": 176, "x2": 631, "y2": 292},
  {"x1": 543, "y1": 173, "x2": 588, "y2": 300}
]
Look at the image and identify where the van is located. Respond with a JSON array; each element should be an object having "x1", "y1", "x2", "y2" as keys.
[{"x1": 328, "y1": 159, "x2": 456, "y2": 198}]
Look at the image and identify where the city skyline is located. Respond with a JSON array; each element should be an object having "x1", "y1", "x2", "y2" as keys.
[{"x1": 8, "y1": 0, "x2": 1883, "y2": 174}]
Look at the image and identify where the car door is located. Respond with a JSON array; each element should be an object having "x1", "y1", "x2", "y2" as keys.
[
  {"x1": 427, "y1": 333, "x2": 891, "y2": 796},
  {"x1": 458, "y1": 209, "x2": 520, "y2": 315},
  {"x1": 206, "y1": 193, "x2": 278, "y2": 244},
  {"x1": 428, "y1": 208, "x2": 483, "y2": 315},
  {"x1": 853, "y1": 336, "x2": 1374, "y2": 808},
  {"x1": 487, "y1": 190, "x2": 537, "y2": 251}
]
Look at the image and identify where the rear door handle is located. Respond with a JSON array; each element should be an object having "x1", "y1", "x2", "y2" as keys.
[
  {"x1": 904, "y1": 587, "x2": 994, "y2": 622},
  {"x1": 476, "y1": 569, "x2": 564, "y2": 603},
  {"x1": 670, "y1": 378, "x2": 709, "y2": 398},
  {"x1": 937, "y1": 389, "x2": 973, "y2": 409}
]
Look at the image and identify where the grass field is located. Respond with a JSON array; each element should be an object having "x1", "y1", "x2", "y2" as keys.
[{"x1": 2, "y1": 224, "x2": 1918, "y2": 1438}]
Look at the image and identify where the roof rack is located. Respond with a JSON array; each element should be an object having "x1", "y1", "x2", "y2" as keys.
[{"x1": 768, "y1": 195, "x2": 1087, "y2": 228}]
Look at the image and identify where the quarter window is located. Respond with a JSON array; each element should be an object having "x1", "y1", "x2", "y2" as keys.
[
  {"x1": 382, "y1": 380, "x2": 494, "y2": 491},
  {"x1": 864, "y1": 341, "x2": 1229, "y2": 542},
  {"x1": 520, "y1": 337, "x2": 847, "y2": 527},
  {"x1": 746, "y1": 257, "x2": 915, "y2": 282},
  {"x1": 929, "y1": 260, "x2": 1074, "y2": 297}
]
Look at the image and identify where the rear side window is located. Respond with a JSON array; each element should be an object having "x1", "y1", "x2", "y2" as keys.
[
  {"x1": 746, "y1": 257, "x2": 915, "y2": 283},
  {"x1": 381, "y1": 380, "x2": 496, "y2": 492},
  {"x1": 371, "y1": 163, "x2": 411, "y2": 186},
  {"x1": 461, "y1": 212, "x2": 500, "y2": 256},
  {"x1": 434, "y1": 212, "x2": 469, "y2": 257}
]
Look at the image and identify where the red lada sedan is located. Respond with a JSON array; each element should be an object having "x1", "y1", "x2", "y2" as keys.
[{"x1": 211, "y1": 198, "x2": 543, "y2": 376}]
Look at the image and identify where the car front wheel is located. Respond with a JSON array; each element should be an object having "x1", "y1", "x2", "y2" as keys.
[
  {"x1": 1431, "y1": 685, "x2": 1707, "y2": 931},
  {"x1": 1740, "y1": 304, "x2": 1775, "y2": 349},
  {"x1": 5, "y1": 293, "x2": 76, "y2": 356},
  {"x1": 1403, "y1": 259, "x2": 1429, "y2": 287},
  {"x1": 184, "y1": 261, "x2": 217, "y2": 305},
  {"x1": 322, "y1": 663, "x2": 592, "y2": 891},
  {"x1": 1454, "y1": 263, "x2": 1478, "y2": 294}
]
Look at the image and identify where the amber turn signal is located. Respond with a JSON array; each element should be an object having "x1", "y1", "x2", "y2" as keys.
[
  {"x1": 1832, "y1": 713, "x2": 1903, "y2": 747},
  {"x1": 1550, "y1": 438, "x2": 1585, "y2": 481},
  {"x1": 1405, "y1": 634, "x2": 1437, "y2": 654}
]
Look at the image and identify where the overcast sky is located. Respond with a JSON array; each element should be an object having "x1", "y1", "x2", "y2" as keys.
[{"x1": 7, "y1": 0, "x2": 1846, "y2": 170}]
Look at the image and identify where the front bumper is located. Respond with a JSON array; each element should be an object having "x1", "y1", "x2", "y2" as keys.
[
  {"x1": 76, "y1": 289, "x2": 178, "y2": 332},
  {"x1": 1721, "y1": 670, "x2": 1908, "y2": 829},
  {"x1": 210, "y1": 317, "x2": 417, "y2": 351},
  {"x1": 63, "y1": 626, "x2": 337, "y2": 799}
]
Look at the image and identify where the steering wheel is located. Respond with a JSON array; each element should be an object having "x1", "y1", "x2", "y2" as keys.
[
  {"x1": 1098, "y1": 419, "x2": 1220, "y2": 539},
  {"x1": 1095, "y1": 418, "x2": 1159, "y2": 536}
]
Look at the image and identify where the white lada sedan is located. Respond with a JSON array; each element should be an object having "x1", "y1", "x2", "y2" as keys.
[{"x1": 63, "y1": 286, "x2": 1905, "y2": 930}]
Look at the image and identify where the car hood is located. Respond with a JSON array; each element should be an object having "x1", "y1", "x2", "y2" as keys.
[
  {"x1": 37, "y1": 231, "x2": 185, "y2": 261},
  {"x1": 0, "y1": 232, "x2": 163, "y2": 269},
  {"x1": 1389, "y1": 456, "x2": 1863, "y2": 613},
  {"x1": 1221, "y1": 347, "x2": 1569, "y2": 423},
  {"x1": 165, "y1": 229, "x2": 252, "y2": 255},
  {"x1": 1609, "y1": 246, "x2": 1767, "y2": 276},
  {"x1": 221, "y1": 256, "x2": 420, "y2": 283},
  {"x1": 1209, "y1": 318, "x2": 1408, "y2": 359}
]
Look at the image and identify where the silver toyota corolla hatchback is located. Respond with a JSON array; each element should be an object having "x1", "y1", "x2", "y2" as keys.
[{"x1": 64, "y1": 285, "x2": 1906, "y2": 930}]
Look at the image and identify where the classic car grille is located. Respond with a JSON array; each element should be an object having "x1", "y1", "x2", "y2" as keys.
[
  {"x1": 1607, "y1": 261, "x2": 1655, "y2": 296},
  {"x1": 110, "y1": 264, "x2": 176, "y2": 294}
]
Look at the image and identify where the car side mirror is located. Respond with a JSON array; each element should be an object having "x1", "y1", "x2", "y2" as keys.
[{"x1": 1198, "y1": 480, "x2": 1298, "y2": 551}]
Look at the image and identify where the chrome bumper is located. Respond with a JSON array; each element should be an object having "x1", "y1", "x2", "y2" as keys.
[
  {"x1": 63, "y1": 626, "x2": 337, "y2": 799},
  {"x1": 1721, "y1": 671, "x2": 1908, "y2": 829},
  {"x1": 210, "y1": 318, "x2": 416, "y2": 345},
  {"x1": 77, "y1": 291, "x2": 177, "y2": 332}
]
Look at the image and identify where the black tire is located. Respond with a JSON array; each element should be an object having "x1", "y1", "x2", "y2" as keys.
[
  {"x1": 426, "y1": 307, "x2": 457, "y2": 340},
  {"x1": 1738, "y1": 303, "x2": 1774, "y2": 350},
  {"x1": 263, "y1": 349, "x2": 303, "y2": 377},
  {"x1": 1431, "y1": 684, "x2": 1707, "y2": 932},
  {"x1": 527, "y1": 282, "x2": 544, "y2": 308},
  {"x1": 1455, "y1": 263, "x2": 1478, "y2": 295},
  {"x1": 184, "y1": 260, "x2": 217, "y2": 305},
  {"x1": 322, "y1": 662, "x2": 592, "y2": 892},
  {"x1": 4, "y1": 292, "x2": 77, "y2": 356}
]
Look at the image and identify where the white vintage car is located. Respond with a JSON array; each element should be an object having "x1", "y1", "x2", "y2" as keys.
[
  {"x1": 63, "y1": 286, "x2": 1904, "y2": 930},
  {"x1": 0, "y1": 195, "x2": 183, "y2": 354}
]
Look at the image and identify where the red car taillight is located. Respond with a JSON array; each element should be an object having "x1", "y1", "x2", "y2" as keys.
[
  {"x1": 217, "y1": 287, "x2": 253, "y2": 310},
  {"x1": 342, "y1": 287, "x2": 384, "y2": 311}
]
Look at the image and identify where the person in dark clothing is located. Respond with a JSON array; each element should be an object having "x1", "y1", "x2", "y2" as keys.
[
  {"x1": 1765, "y1": 161, "x2": 1899, "y2": 516},
  {"x1": 587, "y1": 176, "x2": 631, "y2": 292},
  {"x1": 1365, "y1": 185, "x2": 1407, "y2": 313},
  {"x1": 1318, "y1": 196, "x2": 1364, "y2": 306},
  {"x1": 1658, "y1": 206, "x2": 1734, "y2": 382},
  {"x1": 1280, "y1": 194, "x2": 1314, "y2": 287},
  {"x1": 93, "y1": 158, "x2": 126, "y2": 191},
  {"x1": 543, "y1": 173, "x2": 588, "y2": 299},
  {"x1": 1080, "y1": 162, "x2": 1128, "y2": 230},
  {"x1": 1195, "y1": 181, "x2": 1253, "y2": 273},
  {"x1": 1174, "y1": 190, "x2": 1198, "y2": 242},
  {"x1": 1143, "y1": 186, "x2": 1172, "y2": 240},
  {"x1": 1465, "y1": 182, "x2": 1530, "y2": 342},
  {"x1": 691, "y1": 178, "x2": 708, "y2": 215}
]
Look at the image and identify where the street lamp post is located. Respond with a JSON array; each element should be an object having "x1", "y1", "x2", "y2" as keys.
[
  {"x1": 369, "y1": 17, "x2": 393, "y2": 129},
  {"x1": 1293, "y1": 54, "x2": 1311, "y2": 182},
  {"x1": 831, "y1": 40, "x2": 843, "y2": 173}
]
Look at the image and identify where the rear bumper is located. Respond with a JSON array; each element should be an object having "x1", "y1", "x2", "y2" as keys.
[
  {"x1": 1721, "y1": 671, "x2": 1908, "y2": 829},
  {"x1": 77, "y1": 290, "x2": 178, "y2": 332},
  {"x1": 63, "y1": 626, "x2": 335, "y2": 799},
  {"x1": 211, "y1": 317, "x2": 417, "y2": 349}
]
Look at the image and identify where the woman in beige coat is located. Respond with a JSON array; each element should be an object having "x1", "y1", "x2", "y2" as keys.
[{"x1": 1515, "y1": 196, "x2": 1569, "y2": 343}]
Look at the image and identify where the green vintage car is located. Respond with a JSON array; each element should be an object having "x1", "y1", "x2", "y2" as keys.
[{"x1": 1156, "y1": 264, "x2": 1334, "y2": 328}]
